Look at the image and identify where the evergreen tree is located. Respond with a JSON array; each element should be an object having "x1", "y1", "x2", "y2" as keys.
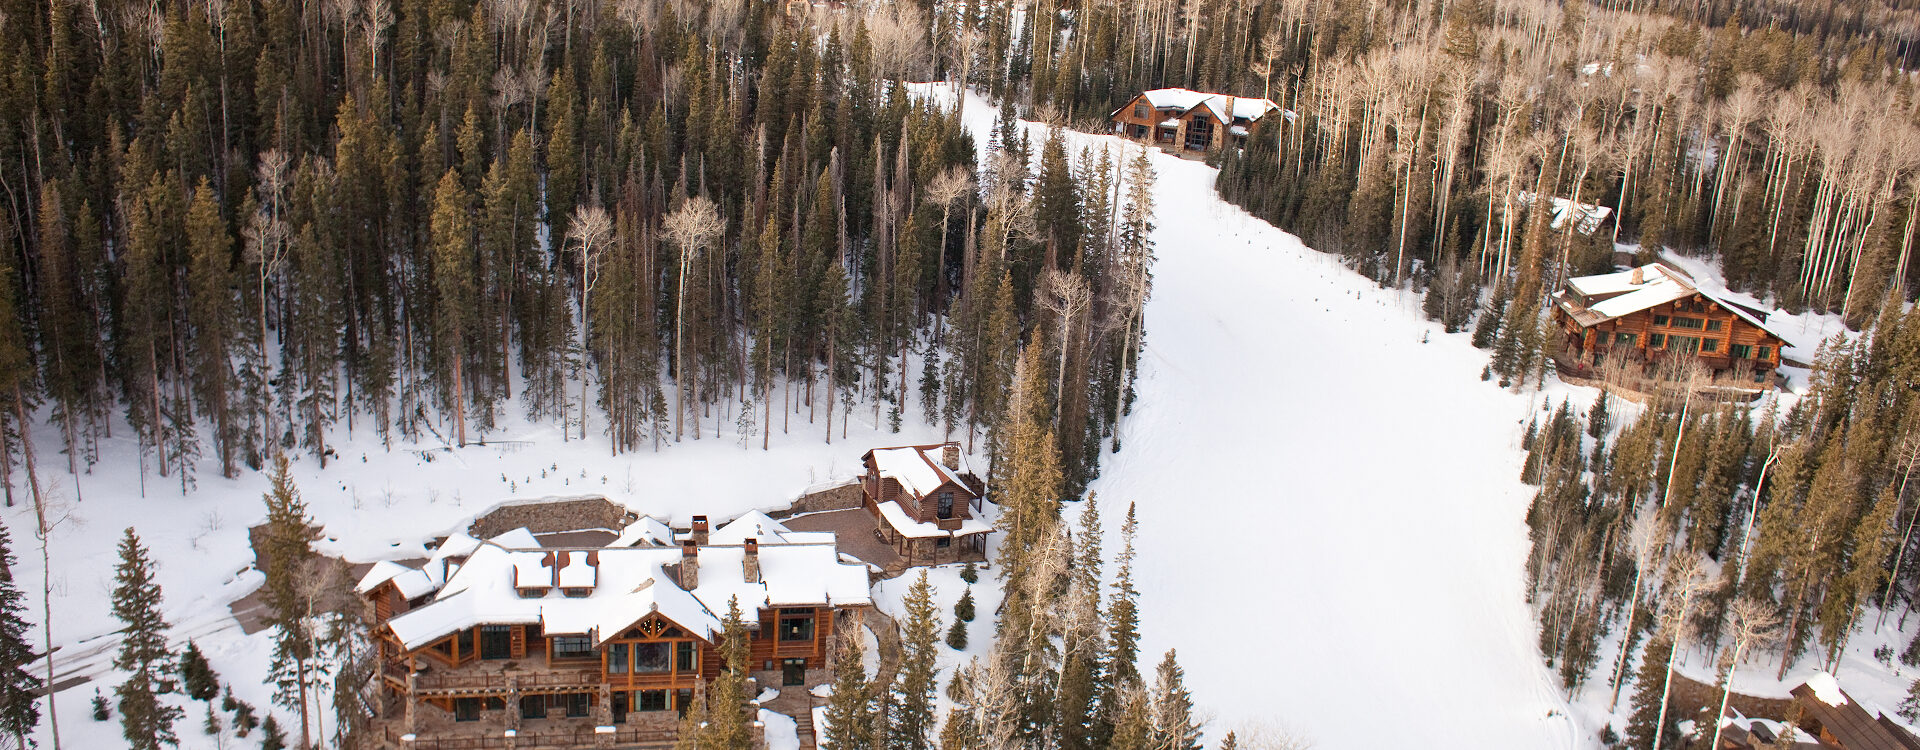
[
  {"x1": 947, "y1": 618, "x2": 970, "y2": 650},
  {"x1": 1623, "y1": 634, "x2": 1676, "y2": 750},
  {"x1": 179, "y1": 641, "x2": 219, "y2": 701},
  {"x1": 0, "y1": 523, "x2": 40, "y2": 740},
  {"x1": 821, "y1": 626, "x2": 872, "y2": 750},
  {"x1": 892, "y1": 571, "x2": 942, "y2": 750},
  {"x1": 259, "y1": 456, "x2": 318, "y2": 746},
  {"x1": 955, "y1": 587, "x2": 976, "y2": 622},
  {"x1": 703, "y1": 599, "x2": 753, "y2": 749},
  {"x1": 112, "y1": 528, "x2": 181, "y2": 750},
  {"x1": 1148, "y1": 649, "x2": 1202, "y2": 750},
  {"x1": 259, "y1": 714, "x2": 286, "y2": 750}
]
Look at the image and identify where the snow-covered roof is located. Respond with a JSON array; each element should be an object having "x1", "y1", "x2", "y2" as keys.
[
  {"x1": 1140, "y1": 89, "x2": 1280, "y2": 121},
  {"x1": 377, "y1": 524, "x2": 871, "y2": 651},
  {"x1": 1126, "y1": 89, "x2": 1281, "y2": 124},
  {"x1": 867, "y1": 445, "x2": 977, "y2": 501},
  {"x1": 1555, "y1": 263, "x2": 1793, "y2": 342},
  {"x1": 611, "y1": 515, "x2": 675, "y2": 547},
  {"x1": 1516, "y1": 191, "x2": 1614, "y2": 236},
  {"x1": 874, "y1": 499, "x2": 993, "y2": 540},
  {"x1": 356, "y1": 561, "x2": 439, "y2": 600},
  {"x1": 706, "y1": 510, "x2": 830, "y2": 546}
]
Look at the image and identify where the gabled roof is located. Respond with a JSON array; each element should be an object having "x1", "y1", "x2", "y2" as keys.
[
  {"x1": 1554, "y1": 263, "x2": 1793, "y2": 342},
  {"x1": 863, "y1": 444, "x2": 979, "y2": 501},
  {"x1": 1113, "y1": 89, "x2": 1282, "y2": 124},
  {"x1": 377, "y1": 521, "x2": 870, "y2": 651},
  {"x1": 1791, "y1": 674, "x2": 1920, "y2": 750}
]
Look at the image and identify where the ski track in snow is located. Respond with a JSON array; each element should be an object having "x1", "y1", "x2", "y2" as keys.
[{"x1": 925, "y1": 84, "x2": 1579, "y2": 749}]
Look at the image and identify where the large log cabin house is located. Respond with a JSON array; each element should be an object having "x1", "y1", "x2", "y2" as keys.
[
  {"x1": 1551, "y1": 263, "x2": 1791, "y2": 387},
  {"x1": 356, "y1": 512, "x2": 870, "y2": 748},
  {"x1": 1108, "y1": 88, "x2": 1281, "y2": 154}
]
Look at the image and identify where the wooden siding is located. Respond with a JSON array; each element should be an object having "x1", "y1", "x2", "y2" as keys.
[{"x1": 1553, "y1": 292, "x2": 1785, "y2": 378}]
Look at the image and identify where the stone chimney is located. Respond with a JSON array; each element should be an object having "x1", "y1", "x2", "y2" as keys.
[
  {"x1": 941, "y1": 443, "x2": 960, "y2": 471},
  {"x1": 1630, "y1": 266, "x2": 1644, "y2": 285},
  {"x1": 743, "y1": 538, "x2": 760, "y2": 584},
  {"x1": 679, "y1": 539, "x2": 699, "y2": 589},
  {"x1": 691, "y1": 515, "x2": 710, "y2": 546}
]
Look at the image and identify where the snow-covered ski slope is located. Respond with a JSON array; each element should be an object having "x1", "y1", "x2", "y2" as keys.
[{"x1": 923, "y1": 84, "x2": 1579, "y2": 748}]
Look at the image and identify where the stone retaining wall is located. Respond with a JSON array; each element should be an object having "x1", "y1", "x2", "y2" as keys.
[
  {"x1": 773, "y1": 481, "x2": 866, "y2": 517},
  {"x1": 468, "y1": 496, "x2": 635, "y2": 539}
]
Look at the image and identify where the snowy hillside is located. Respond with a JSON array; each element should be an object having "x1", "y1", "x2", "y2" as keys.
[{"x1": 918, "y1": 83, "x2": 1583, "y2": 748}]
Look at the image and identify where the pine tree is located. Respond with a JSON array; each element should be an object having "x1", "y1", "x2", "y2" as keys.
[
  {"x1": 112, "y1": 528, "x2": 181, "y2": 750},
  {"x1": 259, "y1": 714, "x2": 286, "y2": 750},
  {"x1": 704, "y1": 599, "x2": 753, "y2": 749},
  {"x1": 1105, "y1": 503, "x2": 1142, "y2": 688},
  {"x1": 892, "y1": 571, "x2": 941, "y2": 750},
  {"x1": 259, "y1": 456, "x2": 318, "y2": 746},
  {"x1": 203, "y1": 703, "x2": 222, "y2": 736},
  {"x1": 1107, "y1": 687, "x2": 1152, "y2": 750},
  {"x1": 92, "y1": 689, "x2": 109, "y2": 721},
  {"x1": 180, "y1": 641, "x2": 219, "y2": 700},
  {"x1": 955, "y1": 587, "x2": 976, "y2": 622},
  {"x1": 430, "y1": 168, "x2": 476, "y2": 447},
  {"x1": 1623, "y1": 634, "x2": 1676, "y2": 750},
  {"x1": 0, "y1": 523, "x2": 40, "y2": 740},
  {"x1": 947, "y1": 618, "x2": 970, "y2": 650},
  {"x1": 821, "y1": 626, "x2": 872, "y2": 750},
  {"x1": 1148, "y1": 649, "x2": 1202, "y2": 750},
  {"x1": 185, "y1": 178, "x2": 239, "y2": 479}
]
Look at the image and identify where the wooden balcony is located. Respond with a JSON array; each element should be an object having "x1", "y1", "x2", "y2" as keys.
[
  {"x1": 404, "y1": 660, "x2": 604, "y2": 697},
  {"x1": 382, "y1": 722, "x2": 678, "y2": 749}
]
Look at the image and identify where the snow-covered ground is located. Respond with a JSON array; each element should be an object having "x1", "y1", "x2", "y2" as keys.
[
  {"x1": 18, "y1": 77, "x2": 1911, "y2": 750},
  {"x1": 907, "y1": 81, "x2": 1581, "y2": 748}
]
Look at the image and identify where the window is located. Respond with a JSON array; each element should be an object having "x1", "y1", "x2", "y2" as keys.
[
  {"x1": 1672, "y1": 317, "x2": 1705, "y2": 329},
  {"x1": 457, "y1": 629, "x2": 476, "y2": 660},
  {"x1": 455, "y1": 697, "x2": 482, "y2": 722},
  {"x1": 481, "y1": 626, "x2": 512, "y2": 660},
  {"x1": 1649, "y1": 334, "x2": 1665, "y2": 347},
  {"x1": 563, "y1": 588, "x2": 590, "y2": 598},
  {"x1": 608, "y1": 643, "x2": 629, "y2": 674},
  {"x1": 552, "y1": 636, "x2": 593, "y2": 660},
  {"x1": 1613, "y1": 332, "x2": 1637, "y2": 347},
  {"x1": 675, "y1": 689, "x2": 694, "y2": 717},
  {"x1": 936, "y1": 537, "x2": 952, "y2": 549},
  {"x1": 675, "y1": 641, "x2": 697, "y2": 672},
  {"x1": 782, "y1": 658, "x2": 808, "y2": 686},
  {"x1": 937, "y1": 491, "x2": 955, "y2": 520},
  {"x1": 634, "y1": 642, "x2": 671, "y2": 673},
  {"x1": 640, "y1": 690, "x2": 669, "y2": 712},
  {"x1": 1730, "y1": 344, "x2": 1752, "y2": 359},
  {"x1": 1756, "y1": 346, "x2": 1771, "y2": 360},
  {"x1": 565, "y1": 693, "x2": 589, "y2": 717},
  {"x1": 1706, "y1": 319, "x2": 1723, "y2": 331},
  {"x1": 779, "y1": 609, "x2": 815, "y2": 642},
  {"x1": 1701, "y1": 339, "x2": 1719, "y2": 352},
  {"x1": 1185, "y1": 117, "x2": 1214, "y2": 150},
  {"x1": 1133, "y1": 101, "x2": 1148, "y2": 119},
  {"x1": 521, "y1": 695, "x2": 545, "y2": 720},
  {"x1": 1654, "y1": 315, "x2": 1669, "y2": 326},
  {"x1": 1668, "y1": 336, "x2": 1701, "y2": 354}
]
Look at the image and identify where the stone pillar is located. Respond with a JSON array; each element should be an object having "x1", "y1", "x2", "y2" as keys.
[
  {"x1": 594, "y1": 682, "x2": 615, "y2": 749},
  {"x1": 506, "y1": 675, "x2": 521, "y2": 733},
  {"x1": 403, "y1": 672, "x2": 418, "y2": 738}
]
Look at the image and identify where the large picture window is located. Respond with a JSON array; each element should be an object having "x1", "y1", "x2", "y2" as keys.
[
  {"x1": 634, "y1": 642, "x2": 671, "y2": 673},
  {"x1": 779, "y1": 609, "x2": 815, "y2": 642},
  {"x1": 937, "y1": 491, "x2": 955, "y2": 519},
  {"x1": 675, "y1": 641, "x2": 696, "y2": 672}
]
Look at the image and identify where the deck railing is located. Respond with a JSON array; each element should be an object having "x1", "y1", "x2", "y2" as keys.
[{"x1": 412, "y1": 668, "x2": 602, "y2": 695}]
